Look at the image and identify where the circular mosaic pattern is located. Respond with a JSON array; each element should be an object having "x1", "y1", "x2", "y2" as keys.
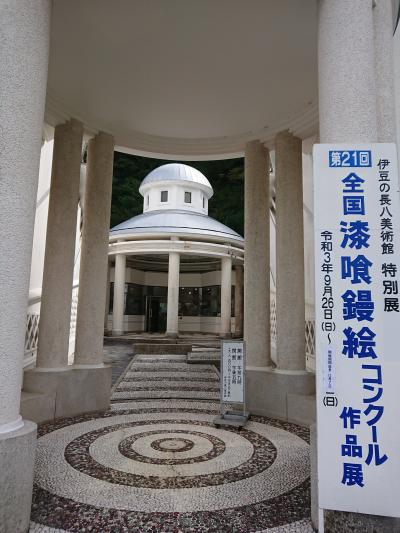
[
  {"x1": 151, "y1": 437, "x2": 194, "y2": 452},
  {"x1": 32, "y1": 406, "x2": 311, "y2": 532},
  {"x1": 151, "y1": 439, "x2": 194, "y2": 452},
  {"x1": 119, "y1": 428, "x2": 226, "y2": 464},
  {"x1": 64, "y1": 419, "x2": 275, "y2": 488}
]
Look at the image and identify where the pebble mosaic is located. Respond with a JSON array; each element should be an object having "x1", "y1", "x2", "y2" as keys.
[{"x1": 29, "y1": 352, "x2": 312, "y2": 532}]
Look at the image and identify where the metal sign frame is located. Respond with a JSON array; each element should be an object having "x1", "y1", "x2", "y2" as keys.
[{"x1": 213, "y1": 339, "x2": 249, "y2": 428}]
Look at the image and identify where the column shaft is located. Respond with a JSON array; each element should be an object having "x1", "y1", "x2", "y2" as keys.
[
  {"x1": 36, "y1": 119, "x2": 83, "y2": 369},
  {"x1": 317, "y1": 1, "x2": 389, "y2": 529},
  {"x1": 234, "y1": 265, "x2": 244, "y2": 337},
  {"x1": 166, "y1": 252, "x2": 180, "y2": 337},
  {"x1": 75, "y1": 133, "x2": 115, "y2": 365},
  {"x1": 244, "y1": 140, "x2": 271, "y2": 367},
  {"x1": 104, "y1": 261, "x2": 111, "y2": 333},
  {"x1": 220, "y1": 256, "x2": 232, "y2": 338},
  {"x1": 374, "y1": 0, "x2": 397, "y2": 142},
  {"x1": 0, "y1": 0, "x2": 50, "y2": 428},
  {"x1": 318, "y1": 0, "x2": 377, "y2": 143},
  {"x1": 112, "y1": 254, "x2": 126, "y2": 335},
  {"x1": 275, "y1": 131, "x2": 305, "y2": 371}
]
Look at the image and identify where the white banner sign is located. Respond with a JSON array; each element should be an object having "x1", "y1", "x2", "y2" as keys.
[
  {"x1": 314, "y1": 144, "x2": 400, "y2": 517},
  {"x1": 221, "y1": 341, "x2": 244, "y2": 403}
]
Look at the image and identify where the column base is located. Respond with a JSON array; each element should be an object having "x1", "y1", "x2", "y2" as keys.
[
  {"x1": 246, "y1": 367, "x2": 315, "y2": 425},
  {"x1": 219, "y1": 332, "x2": 232, "y2": 339},
  {"x1": 111, "y1": 330, "x2": 125, "y2": 336},
  {"x1": 23, "y1": 365, "x2": 112, "y2": 423},
  {"x1": 324, "y1": 510, "x2": 400, "y2": 532},
  {"x1": 165, "y1": 331, "x2": 178, "y2": 339},
  {"x1": 0, "y1": 420, "x2": 36, "y2": 533}
]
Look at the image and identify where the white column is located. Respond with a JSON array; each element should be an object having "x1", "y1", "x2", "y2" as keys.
[
  {"x1": 234, "y1": 264, "x2": 244, "y2": 337},
  {"x1": 318, "y1": 0, "x2": 377, "y2": 143},
  {"x1": 316, "y1": 1, "x2": 380, "y2": 529},
  {"x1": 104, "y1": 260, "x2": 111, "y2": 333},
  {"x1": 244, "y1": 140, "x2": 271, "y2": 367},
  {"x1": 0, "y1": 0, "x2": 50, "y2": 430},
  {"x1": 166, "y1": 252, "x2": 180, "y2": 337},
  {"x1": 275, "y1": 130, "x2": 305, "y2": 371},
  {"x1": 0, "y1": 1, "x2": 50, "y2": 529},
  {"x1": 112, "y1": 254, "x2": 126, "y2": 336},
  {"x1": 374, "y1": 0, "x2": 397, "y2": 142},
  {"x1": 220, "y1": 255, "x2": 232, "y2": 338},
  {"x1": 75, "y1": 132, "x2": 115, "y2": 366},
  {"x1": 36, "y1": 120, "x2": 83, "y2": 369}
]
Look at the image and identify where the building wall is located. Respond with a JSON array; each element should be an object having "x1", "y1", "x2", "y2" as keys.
[{"x1": 143, "y1": 182, "x2": 208, "y2": 215}]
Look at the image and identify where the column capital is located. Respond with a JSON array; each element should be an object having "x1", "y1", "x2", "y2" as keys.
[
  {"x1": 275, "y1": 129, "x2": 301, "y2": 146},
  {"x1": 245, "y1": 139, "x2": 268, "y2": 158}
]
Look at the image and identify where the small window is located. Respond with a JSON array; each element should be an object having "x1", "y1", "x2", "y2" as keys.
[
  {"x1": 184, "y1": 191, "x2": 192, "y2": 203},
  {"x1": 146, "y1": 195, "x2": 149, "y2": 206},
  {"x1": 161, "y1": 190, "x2": 168, "y2": 202},
  {"x1": 202, "y1": 195, "x2": 205, "y2": 208}
]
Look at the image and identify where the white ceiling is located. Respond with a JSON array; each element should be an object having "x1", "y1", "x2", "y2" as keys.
[{"x1": 47, "y1": 0, "x2": 318, "y2": 158}]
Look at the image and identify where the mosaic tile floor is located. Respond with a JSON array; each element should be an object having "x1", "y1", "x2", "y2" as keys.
[{"x1": 30, "y1": 353, "x2": 313, "y2": 532}]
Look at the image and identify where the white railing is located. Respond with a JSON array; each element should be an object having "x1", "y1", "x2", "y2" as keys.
[
  {"x1": 270, "y1": 290, "x2": 316, "y2": 372},
  {"x1": 24, "y1": 284, "x2": 79, "y2": 368},
  {"x1": 24, "y1": 314, "x2": 40, "y2": 368}
]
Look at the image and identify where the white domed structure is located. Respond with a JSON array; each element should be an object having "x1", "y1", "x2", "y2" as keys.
[{"x1": 107, "y1": 164, "x2": 244, "y2": 337}]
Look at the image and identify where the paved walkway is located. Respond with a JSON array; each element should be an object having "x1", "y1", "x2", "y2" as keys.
[{"x1": 30, "y1": 351, "x2": 312, "y2": 532}]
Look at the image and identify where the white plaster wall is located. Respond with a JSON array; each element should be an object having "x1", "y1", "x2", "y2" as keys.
[
  {"x1": 142, "y1": 181, "x2": 208, "y2": 215},
  {"x1": 29, "y1": 137, "x2": 53, "y2": 300}
]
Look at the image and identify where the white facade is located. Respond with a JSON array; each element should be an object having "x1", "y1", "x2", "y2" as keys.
[{"x1": 107, "y1": 163, "x2": 244, "y2": 337}]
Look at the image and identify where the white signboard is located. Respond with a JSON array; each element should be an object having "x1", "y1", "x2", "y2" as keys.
[
  {"x1": 221, "y1": 340, "x2": 245, "y2": 403},
  {"x1": 314, "y1": 144, "x2": 400, "y2": 517}
]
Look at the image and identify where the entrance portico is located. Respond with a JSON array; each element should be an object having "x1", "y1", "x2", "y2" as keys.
[{"x1": 1, "y1": 0, "x2": 400, "y2": 531}]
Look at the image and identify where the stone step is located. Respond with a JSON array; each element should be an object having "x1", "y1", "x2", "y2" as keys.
[
  {"x1": 116, "y1": 381, "x2": 220, "y2": 391},
  {"x1": 125, "y1": 370, "x2": 217, "y2": 379},
  {"x1": 112, "y1": 390, "x2": 219, "y2": 401},
  {"x1": 123, "y1": 374, "x2": 218, "y2": 382},
  {"x1": 133, "y1": 343, "x2": 192, "y2": 355}
]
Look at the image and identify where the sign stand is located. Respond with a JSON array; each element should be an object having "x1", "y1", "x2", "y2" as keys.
[{"x1": 214, "y1": 339, "x2": 249, "y2": 429}]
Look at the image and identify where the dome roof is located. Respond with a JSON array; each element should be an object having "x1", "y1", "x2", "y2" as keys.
[
  {"x1": 110, "y1": 209, "x2": 243, "y2": 244},
  {"x1": 139, "y1": 163, "x2": 213, "y2": 198}
]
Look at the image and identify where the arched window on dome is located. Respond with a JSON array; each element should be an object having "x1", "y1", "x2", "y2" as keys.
[
  {"x1": 184, "y1": 191, "x2": 192, "y2": 204},
  {"x1": 161, "y1": 190, "x2": 168, "y2": 202}
]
